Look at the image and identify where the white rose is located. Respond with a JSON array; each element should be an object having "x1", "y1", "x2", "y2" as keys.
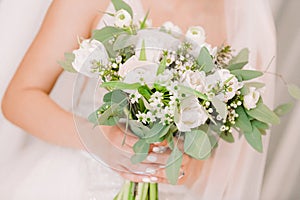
[
  {"x1": 161, "y1": 21, "x2": 182, "y2": 37},
  {"x1": 114, "y1": 9, "x2": 132, "y2": 28},
  {"x1": 185, "y1": 26, "x2": 206, "y2": 46},
  {"x1": 176, "y1": 96, "x2": 208, "y2": 132},
  {"x1": 243, "y1": 87, "x2": 260, "y2": 110},
  {"x1": 180, "y1": 70, "x2": 206, "y2": 93},
  {"x1": 206, "y1": 69, "x2": 243, "y2": 102},
  {"x1": 135, "y1": 29, "x2": 181, "y2": 62},
  {"x1": 119, "y1": 55, "x2": 158, "y2": 84},
  {"x1": 72, "y1": 39, "x2": 108, "y2": 77}
]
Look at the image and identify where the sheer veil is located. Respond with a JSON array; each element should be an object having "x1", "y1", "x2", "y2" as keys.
[{"x1": 186, "y1": 0, "x2": 276, "y2": 199}]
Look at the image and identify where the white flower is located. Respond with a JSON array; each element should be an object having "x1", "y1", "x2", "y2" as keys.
[
  {"x1": 243, "y1": 87, "x2": 260, "y2": 110},
  {"x1": 185, "y1": 26, "x2": 206, "y2": 46},
  {"x1": 180, "y1": 70, "x2": 207, "y2": 93},
  {"x1": 129, "y1": 91, "x2": 142, "y2": 104},
  {"x1": 114, "y1": 9, "x2": 132, "y2": 28},
  {"x1": 136, "y1": 111, "x2": 147, "y2": 124},
  {"x1": 72, "y1": 39, "x2": 109, "y2": 77},
  {"x1": 206, "y1": 69, "x2": 243, "y2": 102},
  {"x1": 161, "y1": 21, "x2": 182, "y2": 37},
  {"x1": 118, "y1": 56, "x2": 158, "y2": 84},
  {"x1": 176, "y1": 96, "x2": 208, "y2": 132}
]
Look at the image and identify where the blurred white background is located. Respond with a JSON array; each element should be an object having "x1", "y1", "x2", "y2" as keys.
[{"x1": 262, "y1": 0, "x2": 300, "y2": 199}]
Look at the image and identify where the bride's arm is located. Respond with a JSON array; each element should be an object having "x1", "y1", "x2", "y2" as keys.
[{"x1": 1, "y1": 0, "x2": 109, "y2": 149}]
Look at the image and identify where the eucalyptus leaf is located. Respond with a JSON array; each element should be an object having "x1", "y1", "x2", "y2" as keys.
[
  {"x1": 274, "y1": 103, "x2": 294, "y2": 117},
  {"x1": 131, "y1": 139, "x2": 150, "y2": 164},
  {"x1": 103, "y1": 90, "x2": 128, "y2": 106},
  {"x1": 92, "y1": 26, "x2": 125, "y2": 42},
  {"x1": 129, "y1": 120, "x2": 149, "y2": 138},
  {"x1": 251, "y1": 120, "x2": 269, "y2": 131},
  {"x1": 144, "y1": 124, "x2": 170, "y2": 143},
  {"x1": 58, "y1": 52, "x2": 76, "y2": 72},
  {"x1": 220, "y1": 132, "x2": 235, "y2": 143},
  {"x1": 235, "y1": 106, "x2": 252, "y2": 133},
  {"x1": 113, "y1": 34, "x2": 138, "y2": 51},
  {"x1": 245, "y1": 101, "x2": 280, "y2": 125},
  {"x1": 97, "y1": 104, "x2": 121, "y2": 126},
  {"x1": 88, "y1": 111, "x2": 99, "y2": 125},
  {"x1": 166, "y1": 133, "x2": 175, "y2": 150},
  {"x1": 184, "y1": 130, "x2": 211, "y2": 160},
  {"x1": 101, "y1": 81, "x2": 141, "y2": 90},
  {"x1": 287, "y1": 84, "x2": 300, "y2": 100},
  {"x1": 230, "y1": 69, "x2": 263, "y2": 81},
  {"x1": 244, "y1": 126, "x2": 263, "y2": 153},
  {"x1": 227, "y1": 48, "x2": 249, "y2": 70},
  {"x1": 211, "y1": 96, "x2": 228, "y2": 119},
  {"x1": 111, "y1": 0, "x2": 133, "y2": 17},
  {"x1": 165, "y1": 147, "x2": 183, "y2": 185},
  {"x1": 196, "y1": 47, "x2": 214, "y2": 73},
  {"x1": 178, "y1": 85, "x2": 208, "y2": 100}
]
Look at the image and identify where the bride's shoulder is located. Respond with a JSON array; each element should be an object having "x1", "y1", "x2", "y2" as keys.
[{"x1": 44, "y1": 0, "x2": 111, "y2": 36}]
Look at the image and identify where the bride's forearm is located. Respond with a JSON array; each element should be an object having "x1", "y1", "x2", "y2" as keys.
[{"x1": 2, "y1": 87, "x2": 83, "y2": 149}]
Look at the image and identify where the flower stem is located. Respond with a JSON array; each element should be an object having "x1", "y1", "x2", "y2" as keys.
[{"x1": 149, "y1": 183, "x2": 158, "y2": 200}]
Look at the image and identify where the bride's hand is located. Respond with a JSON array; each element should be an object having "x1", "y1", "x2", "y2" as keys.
[{"x1": 100, "y1": 125, "x2": 191, "y2": 185}]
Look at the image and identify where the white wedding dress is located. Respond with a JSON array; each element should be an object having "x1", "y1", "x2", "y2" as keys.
[{"x1": 0, "y1": 0, "x2": 276, "y2": 199}]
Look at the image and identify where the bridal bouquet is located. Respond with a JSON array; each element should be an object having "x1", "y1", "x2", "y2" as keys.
[{"x1": 59, "y1": 0, "x2": 298, "y2": 199}]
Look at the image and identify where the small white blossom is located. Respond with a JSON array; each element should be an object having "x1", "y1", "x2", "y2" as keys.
[
  {"x1": 243, "y1": 87, "x2": 260, "y2": 110},
  {"x1": 136, "y1": 111, "x2": 147, "y2": 124},
  {"x1": 129, "y1": 91, "x2": 142, "y2": 104},
  {"x1": 114, "y1": 9, "x2": 132, "y2": 28},
  {"x1": 145, "y1": 111, "x2": 156, "y2": 123}
]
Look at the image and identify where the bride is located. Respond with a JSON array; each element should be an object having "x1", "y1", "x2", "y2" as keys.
[{"x1": 0, "y1": 0, "x2": 276, "y2": 199}]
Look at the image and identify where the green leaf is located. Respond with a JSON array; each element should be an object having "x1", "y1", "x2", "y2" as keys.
[
  {"x1": 235, "y1": 106, "x2": 252, "y2": 133},
  {"x1": 274, "y1": 103, "x2": 294, "y2": 117},
  {"x1": 165, "y1": 147, "x2": 183, "y2": 185},
  {"x1": 288, "y1": 84, "x2": 300, "y2": 100},
  {"x1": 251, "y1": 120, "x2": 269, "y2": 131},
  {"x1": 128, "y1": 120, "x2": 149, "y2": 138},
  {"x1": 97, "y1": 104, "x2": 121, "y2": 126},
  {"x1": 140, "y1": 10, "x2": 150, "y2": 29},
  {"x1": 156, "y1": 56, "x2": 167, "y2": 75},
  {"x1": 178, "y1": 85, "x2": 209, "y2": 100},
  {"x1": 113, "y1": 34, "x2": 138, "y2": 51},
  {"x1": 244, "y1": 126, "x2": 263, "y2": 153},
  {"x1": 138, "y1": 85, "x2": 152, "y2": 100},
  {"x1": 220, "y1": 132, "x2": 235, "y2": 143},
  {"x1": 230, "y1": 70, "x2": 263, "y2": 81},
  {"x1": 103, "y1": 90, "x2": 128, "y2": 105},
  {"x1": 92, "y1": 26, "x2": 125, "y2": 42},
  {"x1": 111, "y1": 0, "x2": 133, "y2": 17},
  {"x1": 196, "y1": 47, "x2": 214, "y2": 73},
  {"x1": 58, "y1": 52, "x2": 76, "y2": 72},
  {"x1": 245, "y1": 100, "x2": 280, "y2": 125},
  {"x1": 144, "y1": 124, "x2": 170, "y2": 143},
  {"x1": 101, "y1": 81, "x2": 141, "y2": 90},
  {"x1": 184, "y1": 130, "x2": 212, "y2": 160},
  {"x1": 211, "y1": 96, "x2": 228, "y2": 119},
  {"x1": 139, "y1": 40, "x2": 147, "y2": 61},
  {"x1": 166, "y1": 133, "x2": 174, "y2": 150},
  {"x1": 88, "y1": 111, "x2": 99, "y2": 125},
  {"x1": 131, "y1": 139, "x2": 150, "y2": 164},
  {"x1": 227, "y1": 48, "x2": 249, "y2": 70}
]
